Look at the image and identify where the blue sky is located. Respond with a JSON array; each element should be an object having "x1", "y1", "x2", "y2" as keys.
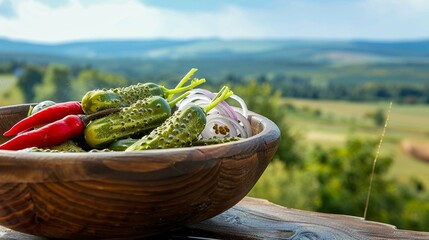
[{"x1": 1, "y1": 0, "x2": 429, "y2": 43}]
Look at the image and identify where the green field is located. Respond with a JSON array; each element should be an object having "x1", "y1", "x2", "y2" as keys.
[
  {"x1": 0, "y1": 74, "x2": 23, "y2": 107},
  {"x1": 285, "y1": 98, "x2": 429, "y2": 187}
]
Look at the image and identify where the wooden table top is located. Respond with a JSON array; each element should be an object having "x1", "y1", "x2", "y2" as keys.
[{"x1": 1, "y1": 197, "x2": 428, "y2": 240}]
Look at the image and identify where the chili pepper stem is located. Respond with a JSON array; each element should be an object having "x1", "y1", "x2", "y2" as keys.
[
  {"x1": 204, "y1": 86, "x2": 233, "y2": 114},
  {"x1": 166, "y1": 68, "x2": 198, "y2": 101},
  {"x1": 80, "y1": 107, "x2": 121, "y2": 126}
]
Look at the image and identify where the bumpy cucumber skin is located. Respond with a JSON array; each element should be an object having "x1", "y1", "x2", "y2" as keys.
[
  {"x1": 109, "y1": 136, "x2": 240, "y2": 151},
  {"x1": 81, "y1": 83, "x2": 165, "y2": 114},
  {"x1": 84, "y1": 96, "x2": 171, "y2": 149},
  {"x1": 81, "y1": 90, "x2": 122, "y2": 115},
  {"x1": 126, "y1": 105, "x2": 206, "y2": 151},
  {"x1": 21, "y1": 140, "x2": 86, "y2": 153}
]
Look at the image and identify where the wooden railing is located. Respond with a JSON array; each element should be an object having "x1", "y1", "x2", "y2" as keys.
[{"x1": 2, "y1": 197, "x2": 429, "y2": 239}]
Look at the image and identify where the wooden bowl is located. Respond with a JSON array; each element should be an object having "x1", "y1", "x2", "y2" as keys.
[{"x1": 0, "y1": 104, "x2": 280, "y2": 239}]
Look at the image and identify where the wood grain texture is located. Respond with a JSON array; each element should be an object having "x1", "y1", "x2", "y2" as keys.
[
  {"x1": 2, "y1": 197, "x2": 429, "y2": 240},
  {"x1": 0, "y1": 104, "x2": 280, "y2": 239},
  {"x1": 173, "y1": 197, "x2": 429, "y2": 240}
]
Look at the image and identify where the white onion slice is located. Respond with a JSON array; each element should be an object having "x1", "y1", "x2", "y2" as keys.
[
  {"x1": 177, "y1": 93, "x2": 232, "y2": 118},
  {"x1": 188, "y1": 89, "x2": 238, "y2": 121},
  {"x1": 201, "y1": 114, "x2": 249, "y2": 139},
  {"x1": 178, "y1": 94, "x2": 212, "y2": 107},
  {"x1": 230, "y1": 94, "x2": 249, "y2": 118},
  {"x1": 174, "y1": 88, "x2": 252, "y2": 139},
  {"x1": 234, "y1": 110, "x2": 253, "y2": 137},
  {"x1": 201, "y1": 115, "x2": 238, "y2": 139}
]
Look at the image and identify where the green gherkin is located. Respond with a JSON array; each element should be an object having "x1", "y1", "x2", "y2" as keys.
[
  {"x1": 108, "y1": 136, "x2": 241, "y2": 151},
  {"x1": 21, "y1": 140, "x2": 86, "y2": 153},
  {"x1": 84, "y1": 96, "x2": 172, "y2": 149},
  {"x1": 82, "y1": 83, "x2": 161, "y2": 114},
  {"x1": 126, "y1": 106, "x2": 207, "y2": 150},
  {"x1": 81, "y1": 68, "x2": 204, "y2": 114},
  {"x1": 126, "y1": 86, "x2": 233, "y2": 151},
  {"x1": 108, "y1": 138, "x2": 138, "y2": 151}
]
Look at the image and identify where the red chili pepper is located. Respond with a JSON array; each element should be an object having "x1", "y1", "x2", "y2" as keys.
[
  {"x1": 3, "y1": 101, "x2": 83, "y2": 137},
  {"x1": 0, "y1": 108, "x2": 120, "y2": 151},
  {"x1": 0, "y1": 115, "x2": 84, "y2": 150}
]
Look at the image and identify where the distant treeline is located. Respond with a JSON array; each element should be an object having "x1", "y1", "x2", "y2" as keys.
[
  {"x1": 1, "y1": 61, "x2": 429, "y2": 104},
  {"x1": 226, "y1": 73, "x2": 429, "y2": 104}
]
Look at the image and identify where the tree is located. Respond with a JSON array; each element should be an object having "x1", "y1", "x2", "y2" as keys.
[
  {"x1": 34, "y1": 65, "x2": 73, "y2": 102},
  {"x1": 373, "y1": 109, "x2": 386, "y2": 127},
  {"x1": 365, "y1": 109, "x2": 386, "y2": 127},
  {"x1": 248, "y1": 160, "x2": 321, "y2": 210},
  {"x1": 17, "y1": 65, "x2": 44, "y2": 102},
  {"x1": 308, "y1": 139, "x2": 429, "y2": 230},
  {"x1": 232, "y1": 80, "x2": 302, "y2": 167}
]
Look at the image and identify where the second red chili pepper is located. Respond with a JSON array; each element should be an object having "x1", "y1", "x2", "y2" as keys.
[{"x1": 3, "y1": 101, "x2": 83, "y2": 137}]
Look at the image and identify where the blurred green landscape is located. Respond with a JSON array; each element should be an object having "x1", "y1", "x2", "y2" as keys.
[{"x1": 1, "y1": 38, "x2": 429, "y2": 231}]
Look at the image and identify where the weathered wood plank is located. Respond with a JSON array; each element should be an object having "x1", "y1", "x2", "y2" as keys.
[
  {"x1": 2, "y1": 197, "x2": 428, "y2": 239},
  {"x1": 167, "y1": 197, "x2": 429, "y2": 240}
]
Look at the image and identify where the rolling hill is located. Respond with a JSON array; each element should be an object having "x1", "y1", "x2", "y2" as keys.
[{"x1": 1, "y1": 38, "x2": 429, "y2": 62}]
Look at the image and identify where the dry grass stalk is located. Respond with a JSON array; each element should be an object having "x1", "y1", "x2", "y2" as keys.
[{"x1": 363, "y1": 102, "x2": 392, "y2": 219}]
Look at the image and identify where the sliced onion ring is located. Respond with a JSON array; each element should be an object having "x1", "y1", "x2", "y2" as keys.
[
  {"x1": 186, "y1": 89, "x2": 238, "y2": 121},
  {"x1": 175, "y1": 88, "x2": 252, "y2": 139},
  {"x1": 201, "y1": 114, "x2": 249, "y2": 139},
  {"x1": 201, "y1": 115, "x2": 238, "y2": 139},
  {"x1": 230, "y1": 94, "x2": 249, "y2": 118},
  {"x1": 234, "y1": 111, "x2": 252, "y2": 137}
]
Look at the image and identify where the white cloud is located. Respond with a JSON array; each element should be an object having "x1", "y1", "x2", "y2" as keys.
[
  {"x1": 350, "y1": 0, "x2": 429, "y2": 39},
  {"x1": 0, "y1": 0, "x2": 265, "y2": 43},
  {"x1": 0, "y1": 0, "x2": 17, "y2": 18},
  {"x1": 37, "y1": 0, "x2": 70, "y2": 8},
  {"x1": 0, "y1": 0, "x2": 429, "y2": 43},
  {"x1": 361, "y1": 0, "x2": 429, "y2": 15}
]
